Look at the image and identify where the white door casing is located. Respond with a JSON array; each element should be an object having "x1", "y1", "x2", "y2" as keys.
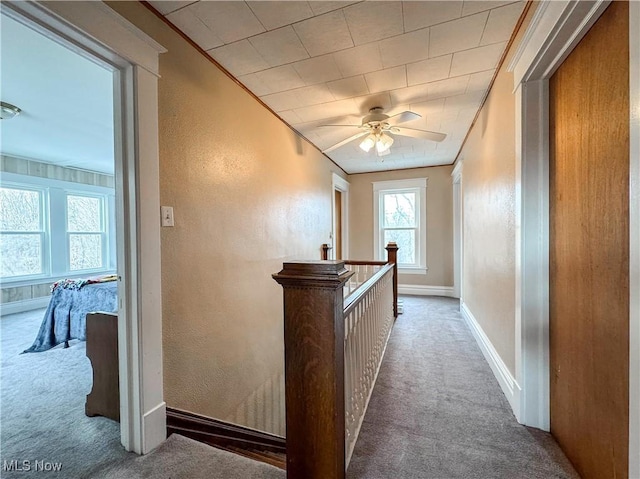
[
  {"x1": 508, "y1": 1, "x2": 639, "y2": 476},
  {"x1": 1, "y1": 0, "x2": 167, "y2": 454},
  {"x1": 332, "y1": 173, "x2": 350, "y2": 260}
]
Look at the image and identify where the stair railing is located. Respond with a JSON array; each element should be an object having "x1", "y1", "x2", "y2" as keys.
[{"x1": 272, "y1": 243, "x2": 398, "y2": 479}]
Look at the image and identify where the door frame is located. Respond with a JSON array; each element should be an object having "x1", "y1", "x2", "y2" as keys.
[
  {"x1": 451, "y1": 160, "x2": 463, "y2": 301},
  {"x1": 2, "y1": 1, "x2": 167, "y2": 454},
  {"x1": 332, "y1": 173, "x2": 350, "y2": 260},
  {"x1": 508, "y1": 0, "x2": 639, "y2": 475}
]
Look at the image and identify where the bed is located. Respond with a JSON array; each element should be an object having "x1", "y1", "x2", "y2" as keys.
[{"x1": 23, "y1": 276, "x2": 118, "y2": 353}]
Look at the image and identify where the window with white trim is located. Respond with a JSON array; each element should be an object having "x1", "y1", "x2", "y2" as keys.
[
  {"x1": 0, "y1": 175, "x2": 115, "y2": 283},
  {"x1": 373, "y1": 178, "x2": 427, "y2": 273}
]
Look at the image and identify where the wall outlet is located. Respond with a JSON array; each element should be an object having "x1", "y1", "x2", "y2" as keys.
[{"x1": 161, "y1": 206, "x2": 174, "y2": 227}]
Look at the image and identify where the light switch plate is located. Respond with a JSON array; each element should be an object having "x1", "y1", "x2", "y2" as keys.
[{"x1": 161, "y1": 206, "x2": 174, "y2": 227}]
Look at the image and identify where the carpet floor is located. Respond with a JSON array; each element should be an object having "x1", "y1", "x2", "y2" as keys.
[
  {"x1": 0, "y1": 309, "x2": 133, "y2": 478},
  {"x1": 346, "y1": 296, "x2": 579, "y2": 479}
]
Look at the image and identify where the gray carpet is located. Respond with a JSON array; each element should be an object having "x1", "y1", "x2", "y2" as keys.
[
  {"x1": 87, "y1": 433, "x2": 285, "y2": 479},
  {"x1": 0, "y1": 309, "x2": 133, "y2": 478},
  {"x1": 346, "y1": 296, "x2": 579, "y2": 479}
]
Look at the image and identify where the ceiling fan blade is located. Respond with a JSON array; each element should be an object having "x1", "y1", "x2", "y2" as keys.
[
  {"x1": 394, "y1": 127, "x2": 447, "y2": 142},
  {"x1": 323, "y1": 131, "x2": 370, "y2": 153},
  {"x1": 387, "y1": 111, "x2": 422, "y2": 126}
]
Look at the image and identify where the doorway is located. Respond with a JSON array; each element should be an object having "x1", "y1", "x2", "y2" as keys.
[
  {"x1": 549, "y1": 2, "x2": 629, "y2": 477},
  {"x1": 332, "y1": 173, "x2": 349, "y2": 260}
]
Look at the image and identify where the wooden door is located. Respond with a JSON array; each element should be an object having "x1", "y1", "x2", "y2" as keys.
[{"x1": 549, "y1": 2, "x2": 629, "y2": 478}]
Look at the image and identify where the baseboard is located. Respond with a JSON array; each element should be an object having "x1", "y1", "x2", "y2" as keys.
[
  {"x1": 166, "y1": 407, "x2": 286, "y2": 455},
  {"x1": 398, "y1": 284, "x2": 456, "y2": 297},
  {"x1": 460, "y1": 302, "x2": 521, "y2": 417},
  {"x1": 0, "y1": 297, "x2": 50, "y2": 316},
  {"x1": 143, "y1": 401, "x2": 167, "y2": 454}
]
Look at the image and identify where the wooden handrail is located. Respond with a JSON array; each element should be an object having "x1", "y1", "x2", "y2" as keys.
[
  {"x1": 344, "y1": 260, "x2": 387, "y2": 266},
  {"x1": 343, "y1": 263, "x2": 393, "y2": 317}
]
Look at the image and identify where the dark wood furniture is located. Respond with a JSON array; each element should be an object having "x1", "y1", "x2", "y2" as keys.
[{"x1": 85, "y1": 312, "x2": 120, "y2": 422}]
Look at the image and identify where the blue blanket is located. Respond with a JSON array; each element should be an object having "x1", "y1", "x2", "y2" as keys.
[{"x1": 23, "y1": 281, "x2": 118, "y2": 353}]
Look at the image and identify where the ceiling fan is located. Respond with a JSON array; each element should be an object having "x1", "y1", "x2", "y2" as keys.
[{"x1": 321, "y1": 107, "x2": 447, "y2": 156}]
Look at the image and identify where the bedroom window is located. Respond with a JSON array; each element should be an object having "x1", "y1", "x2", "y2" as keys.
[
  {"x1": 373, "y1": 178, "x2": 427, "y2": 274},
  {"x1": 66, "y1": 194, "x2": 107, "y2": 271},
  {"x1": 0, "y1": 186, "x2": 46, "y2": 279}
]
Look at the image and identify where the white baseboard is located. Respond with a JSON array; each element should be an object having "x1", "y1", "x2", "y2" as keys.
[
  {"x1": 398, "y1": 284, "x2": 456, "y2": 297},
  {"x1": 143, "y1": 401, "x2": 167, "y2": 454},
  {"x1": 460, "y1": 302, "x2": 521, "y2": 417},
  {"x1": 0, "y1": 297, "x2": 50, "y2": 316}
]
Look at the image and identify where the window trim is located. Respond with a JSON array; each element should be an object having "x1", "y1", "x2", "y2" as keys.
[{"x1": 373, "y1": 178, "x2": 428, "y2": 274}]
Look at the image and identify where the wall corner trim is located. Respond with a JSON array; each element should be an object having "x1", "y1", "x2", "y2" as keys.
[
  {"x1": 398, "y1": 285, "x2": 456, "y2": 298},
  {"x1": 461, "y1": 302, "x2": 521, "y2": 418}
]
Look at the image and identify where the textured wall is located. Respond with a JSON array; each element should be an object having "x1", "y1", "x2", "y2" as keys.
[
  {"x1": 107, "y1": 2, "x2": 344, "y2": 435},
  {"x1": 349, "y1": 166, "x2": 454, "y2": 288},
  {"x1": 0, "y1": 155, "x2": 114, "y2": 306}
]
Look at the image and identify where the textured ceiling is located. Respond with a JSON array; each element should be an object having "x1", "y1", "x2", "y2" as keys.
[{"x1": 150, "y1": 0, "x2": 525, "y2": 174}]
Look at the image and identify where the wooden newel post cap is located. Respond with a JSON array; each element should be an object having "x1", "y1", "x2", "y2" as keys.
[
  {"x1": 385, "y1": 242, "x2": 398, "y2": 251},
  {"x1": 273, "y1": 260, "x2": 353, "y2": 289}
]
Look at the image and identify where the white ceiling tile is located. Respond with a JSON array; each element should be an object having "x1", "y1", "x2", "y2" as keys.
[
  {"x1": 309, "y1": 1, "x2": 360, "y2": 16},
  {"x1": 449, "y1": 42, "x2": 505, "y2": 77},
  {"x1": 390, "y1": 84, "x2": 430, "y2": 106},
  {"x1": 406, "y1": 55, "x2": 452, "y2": 86},
  {"x1": 294, "y1": 84, "x2": 336, "y2": 108},
  {"x1": 379, "y1": 28, "x2": 430, "y2": 68},
  {"x1": 148, "y1": 1, "x2": 196, "y2": 15},
  {"x1": 343, "y1": 2, "x2": 403, "y2": 45},
  {"x1": 254, "y1": 65, "x2": 306, "y2": 94},
  {"x1": 444, "y1": 90, "x2": 485, "y2": 111},
  {"x1": 462, "y1": 1, "x2": 517, "y2": 16},
  {"x1": 189, "y1": 2, "x2": 265, "y2": 44},
  {"x1": 480, "y1": 2, "x2": 525, "y2": 45},
  {"x1": 426, "y1": 75, "x2": 469, "y2": 100},
  {"x1": 237, "y1": 73, "x2": 274, "y2": 96},
  {"x1": 166, "y1": 7, "x2": 224, "y2": 51},
  {"x1": 208, "y1": 40, "x2": 269, "y2": 76},
  {"x1": 249, "y1": 26, "x2": 309, "y2": 67},
  {"x1": 403, "y1": 1, "x2": 463, "y2": 32},
  {"x1": 327, "y1": 75, "x2": 370, "y2": 100},
  {"x1": 429, "y1": 12, "x2": 489, "y2": 58},
  {"x1": 467, "y1": 69, "x2": 494, "y2": 92},
  {"x1": 293, "y1": 98, "x2": 357, "y2": 123},
  {"x1": 278, "y1": 110, "x2": 303, "y2": 125},
  {"x1": 261, "y1": 90, "x2": 306, "y2": 112},
  {"x1": 293, "y1": 54, "x2": 343, "y2": 85},
  {"x1": 333, "y1": 43, "x2": 383, "y2": 77},
  {"x1": 365, "y1": 66, "x2": 407, "y2": 94},
  {"x1": 293, "y1": 10, "x2": 354, "y2": 57},
  {"x1": 408, "y1": 98, "x2": 445, "y2": 117},
  {"x1": 247, "y1": 2, "x2": 314, "y2": 31}
]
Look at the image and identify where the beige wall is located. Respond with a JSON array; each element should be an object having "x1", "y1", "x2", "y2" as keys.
[
  {"x1": 108, "y1": 2, "x2": 344, "y2": 436},
  {"x1": 349, "y1": 166, "x2": 454, "y2": 287},
  {"x1": 458, "y1": 6, "x2": 535, "y2": 375}
]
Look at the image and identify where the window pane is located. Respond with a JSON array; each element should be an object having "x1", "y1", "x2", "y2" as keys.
[
  {"x1": 383, "y1": 192, "x2": 416, "y2": 228},
  {"x1": 0, "y1": 188, "x2": 41, "y2": 231},
  {"x1": 69, "y1": 234, "x2": 103, "y2": 270},
  {"x1": 67, "y1": 196, "x2": 102, "y2": 232},
  {"x1": 384, "y1": 229, "x2": 416, "y2": 265},
  {"x1": 0, "y1": 234, "x2": 42, "y2": 277}
]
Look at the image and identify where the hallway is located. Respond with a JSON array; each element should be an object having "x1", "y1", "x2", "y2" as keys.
[{"x1": 347, "y1": 296, "x2": 578, "y2": 479}]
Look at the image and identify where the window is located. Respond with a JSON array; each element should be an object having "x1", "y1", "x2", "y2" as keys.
[
  {"x1": 0, "y1": 186, "x2": 46, "y2": 279},
  {"x1": 67, "y1": 194, "x2": 106, "y2": 271},
  {"x1": 373, "y1": 178, "x2": 427, "y2": 273},
  {"x1": 0, "y1": 175, "x2": 115, "y2": 283}
]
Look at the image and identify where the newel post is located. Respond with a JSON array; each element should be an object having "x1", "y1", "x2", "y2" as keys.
[
  {"x1": 321, "y1": 243, "x2": 332, "y2": 260},
  {"x1": 385, "y1": 242, "x2": 399, "y2": 317},
  {"x1": 272, "y1": 261, "x2": 353, "y2": 479}
]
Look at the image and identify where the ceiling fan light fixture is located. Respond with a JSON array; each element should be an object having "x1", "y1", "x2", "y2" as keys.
[
  {"x1": 359, "y1": 134, "x2": 376, "y2": 152},
  {"x1": 376, "y1": 133, "x2": 394, "y2": 153},
  {"x1": 0, "y1": 101, "x2": 21, "y2": 120}
]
